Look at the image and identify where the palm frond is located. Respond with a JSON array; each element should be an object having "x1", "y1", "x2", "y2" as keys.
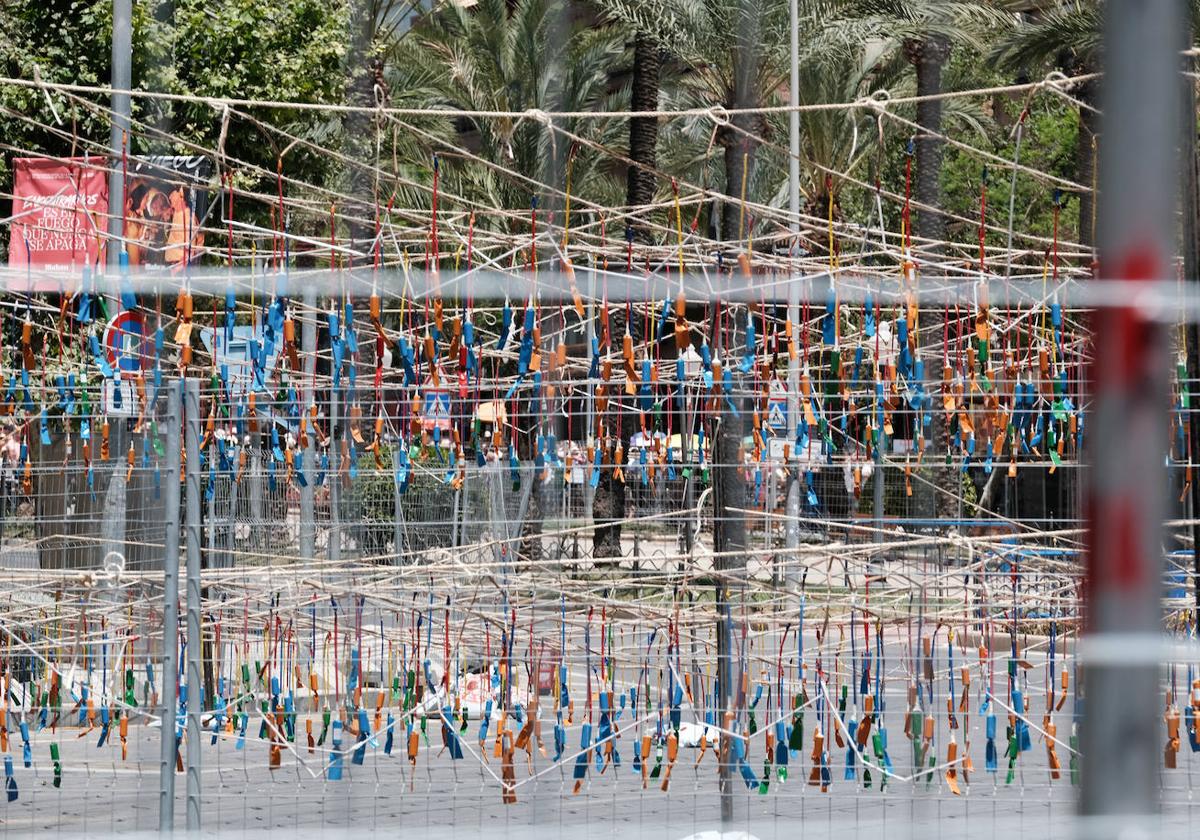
[{"x1": 988, "y1": 5, "x2": 1103, "y2": 72}]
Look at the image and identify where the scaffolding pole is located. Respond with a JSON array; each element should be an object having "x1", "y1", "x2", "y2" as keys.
[
  {"x1": 158, "y1": 380, "x2": 181, "y2": 833},
  {"x1": 300, "y1": 286, "x2": 317, "y2": 558},
  {"x1": 184, "y1": 378, "x2": 203, "y2": 832},
  {"x1": 1081, "y1": 0, "x2": 1181, "y2": 835}
]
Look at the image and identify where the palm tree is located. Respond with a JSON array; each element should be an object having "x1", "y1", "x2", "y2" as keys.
[
  {"x1": 829, "y1": 2, "x2": 1011, "y2": 250},
  {"x1": 627, "y1": 32, "x2": 663, "y2": 237},
  {"x1": 992, "y1": 2, "x2": 1200, "y2": 251},
  {"x1": 904, "y1": 32, "x2": 953, "y2": 247},
  {"x1": 643, "y1": 3, "x2": 868, "y2": 242},
  {"x1": 599, "y1": 0, "x2": 833, "y2": 242},
  {"x1": 595, "y1": 0, "x2": 713, "y2": 238},
  {"x1": 990, "y1": 4, "x2": 1104, "y2": 249},
  {"x1": 807, "y1": 1, "x2": 1008, "y2": 520},
  {"x1": 338, "y1": 0, "x2": 436, "y2": 244},
  {"x1": 624, "y1": 0, "x2": 1003, "y2": 245},
  {"x1": 676, "y1": 0, "x2": 794, "y2": 241},
  {"x1": 394, "y1": 0, "x2": 627, "y2": 223},
  {"x1": 383, "y1": 0, "x2": 628, "y2": 561},
  {"x1": 760, "y1": 41, "x2": 991, "y2": 229}
]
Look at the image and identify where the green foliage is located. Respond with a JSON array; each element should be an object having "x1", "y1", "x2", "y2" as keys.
[
  {"x1": 616, "y1": 0, "x2": 902, "y2": 236},
  {"x1": 941, "y1": 96, "x2": 1083, "y2": 249},
  {"x1": 960, "y1": 469, "x2": 977, "y2": 510},
  {"x1": 0, "y1": 0, "x2": 353, "y2": 259},
  {"x1": 170, "y1": 0, "x2": 350, "y2": 169},
  {"x1": 988, "y1": 2, "x2": 1104, "y2": 74},
  {"x1": 0, "y1": 0, "x2": 1149, "y2": 265},
  {"x1": 353, "y1": 441, "x2": 398, "y2": 557},
  {"x1": 626, "y1": 0, "x2": 1031, "y2": 243},
  {"x1": 388, "y1": 0, "x2": 628, "y2": 226}
]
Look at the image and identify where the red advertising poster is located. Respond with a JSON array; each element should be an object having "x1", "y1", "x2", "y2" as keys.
[{"x1": 8, "y1": 156, "x2": 108, "y2": 270}]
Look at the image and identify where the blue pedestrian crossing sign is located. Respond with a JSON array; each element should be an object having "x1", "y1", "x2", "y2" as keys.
[
  {"x1": 422, "y1": 387, "x2": 452, "y2": 431},
  {"x1": 767, "y1": 380, "x2": 788, "y2": 432}
]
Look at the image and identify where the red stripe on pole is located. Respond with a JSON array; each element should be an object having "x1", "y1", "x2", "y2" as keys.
[{"x1": 1111, "y1": 503, "x2": 1145, "y2": 589}]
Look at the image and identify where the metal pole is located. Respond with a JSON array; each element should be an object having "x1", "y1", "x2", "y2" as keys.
[
  {"x1": 107, "y1": 0, "x2": 131, "y2": 266},
  {"x1": 873, "y1": 457, "x2": 884, "y2": 545},
  {"x1": 393, "y1": 457, "x2": 404, "y2": 563},
  {"x1": 786, "y1": 0, "x2": 799, "y2": 230},
  {"x1": 585, "y1": 250, "x2": 597, "y2": 518},
  {"x1": 249, "y1": 433, "x2": 263, "y2": 552},
  {"x1": 158, "y1": 380, "x2": 182, "y2": 833},
  {"x1": 328, "y1": 381, "x2": 341, "y2": 562},
  {"x1": 183, "y1": 378, "x2": 202, "y2": 833},
  {"x1": 871, "y1": 452, "x2": 884, "y2": 581},
  {"x1": 1081, "y1": 1, "x2": 1180, "y2": 834},
  {"x1": 458, "y1": 468, "x2": 469, "y2": 549},
  {"x1": 225, "y1": 464, "x2": 238, "y2": 569},
  {"x1": 784, "y1": 0, "x2": 801, "y2": 589},
  {"x1": 299, "y1": 287, "x2": 316, "y2": 558},
  {"x1": 0, "y1": 456, "x2": 8, "y2": 549},
  {"x1": 681, "y1": 386, "x2": 696, "y2": 561},
  {"x1": 1180, "y1": 39, "x2": 1200, "y2": 615},
  {"x1": 206, "y1": 447, "x2": 215, "y2": 562},
  {"x1": 766, "y1": 469, "x2": 776, "y2": 587},
  {"x1": 201, "y1": 428, "x2": 216, "y2": 705}
]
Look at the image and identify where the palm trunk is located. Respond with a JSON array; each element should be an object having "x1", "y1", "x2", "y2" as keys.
[
  {"x1": 520, "y1": 474, "x2": 545, "y2": 565},
  {"x1": 716, "y1": 9, "x2": 759, "y2": 813},
  {"x1": 721, "y1": 2, "x2": 760, "y2": 244},
  {"x1": 591, "y1": 31, "x2": 663, "y2": 560},
  {"x1": 591, "y1": 441, "x2": 625, "y2": 558},
  {"x1": 627, "y1": 32, "x2": 661, "y2": 240},
  {"x1": 1075, "y1": 79, "x2": 1099, "y2": 250},
  {"x1": 712, "y1": 315, "x2": 746, "y2": 820},
  {"x1": 721, "y1": 133, "x2": 756, "y2": 243},
  {"x1": 906, "y1": 35, "x2": 955, "y2": 520},
  {"x1": 910, "y1": 35, "x2": 949, "y2": 248},
  {"x1": 341, "y1": 12, "x2": 383, "y2": 253}
]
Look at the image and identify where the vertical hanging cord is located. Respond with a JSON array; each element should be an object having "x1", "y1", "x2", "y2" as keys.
[
  {"x1": 738, "y1": 147, "x2": 750, "y2": 247},
  {"x1": 329, "y1": 203, "x2": 337, "y2": 272},
  {"x1": 902, "y1": 140, "x2": 913, "y2": 254},
  {"x1": 1004, "y1": 108, "x2": 1028, "y2": 281},
  {"x1": 978, "y1": 167, "x2": 988, "y2": 275},
  {"x1": 529, "y1": 196, "x2": 538, "y2": 277},
  {"x1": 276, "y1": 156, "x2": 286, "y2": 271},
  {"x1": 673, "y1": 179, "x2": 685, "y2": 279},
  {"x1": 561, "y1": 145, "x2": 575, "y2": 254},
  {"x1": 226, "y1": 171, "x2": 235, "y2": 269},
  {"x1": 431, "y1": 154, "x2": 440, "y2": 270}
]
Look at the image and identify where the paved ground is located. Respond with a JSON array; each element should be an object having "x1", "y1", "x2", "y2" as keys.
[
  {"x1": 0, "y1": 543, "x2": 1188, "y2": 838},
  {"x1": 4, "y1": 647, "x2": 1199, "y2": 840},
  {"x1": 4, "y1": 732, "x2": 1200, "y2": 840}
]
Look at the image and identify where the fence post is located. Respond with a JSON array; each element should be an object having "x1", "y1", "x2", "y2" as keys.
[
  {"x1": 328, "y1": 377, "x2": 341, "y2": 563},
  {"x1": 184, "y1": 378, "x2": 203, "y2": 832},
  {"x1": 299, "y1": 286, "x2": 317, "y2": 559},
  {"x1": 451, "y1": 470, "x2": 463, "y2": 549},
  {"x1": 158, "y1": 380, "x2": 181, "y2": 832},
  {"x1": 225, "y1": 456, "x2": 238, "y2": 569},
  {"x1": 249, "y1": 430, "x2": 263, "y2": 555},
  {"x1": 393, "y1": 456, "x2": 404, "y2": 563}
]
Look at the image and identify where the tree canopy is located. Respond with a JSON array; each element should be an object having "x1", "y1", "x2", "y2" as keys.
[{"x1": 0, "y1": 0, "x2": 1169, "y2": 258}]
